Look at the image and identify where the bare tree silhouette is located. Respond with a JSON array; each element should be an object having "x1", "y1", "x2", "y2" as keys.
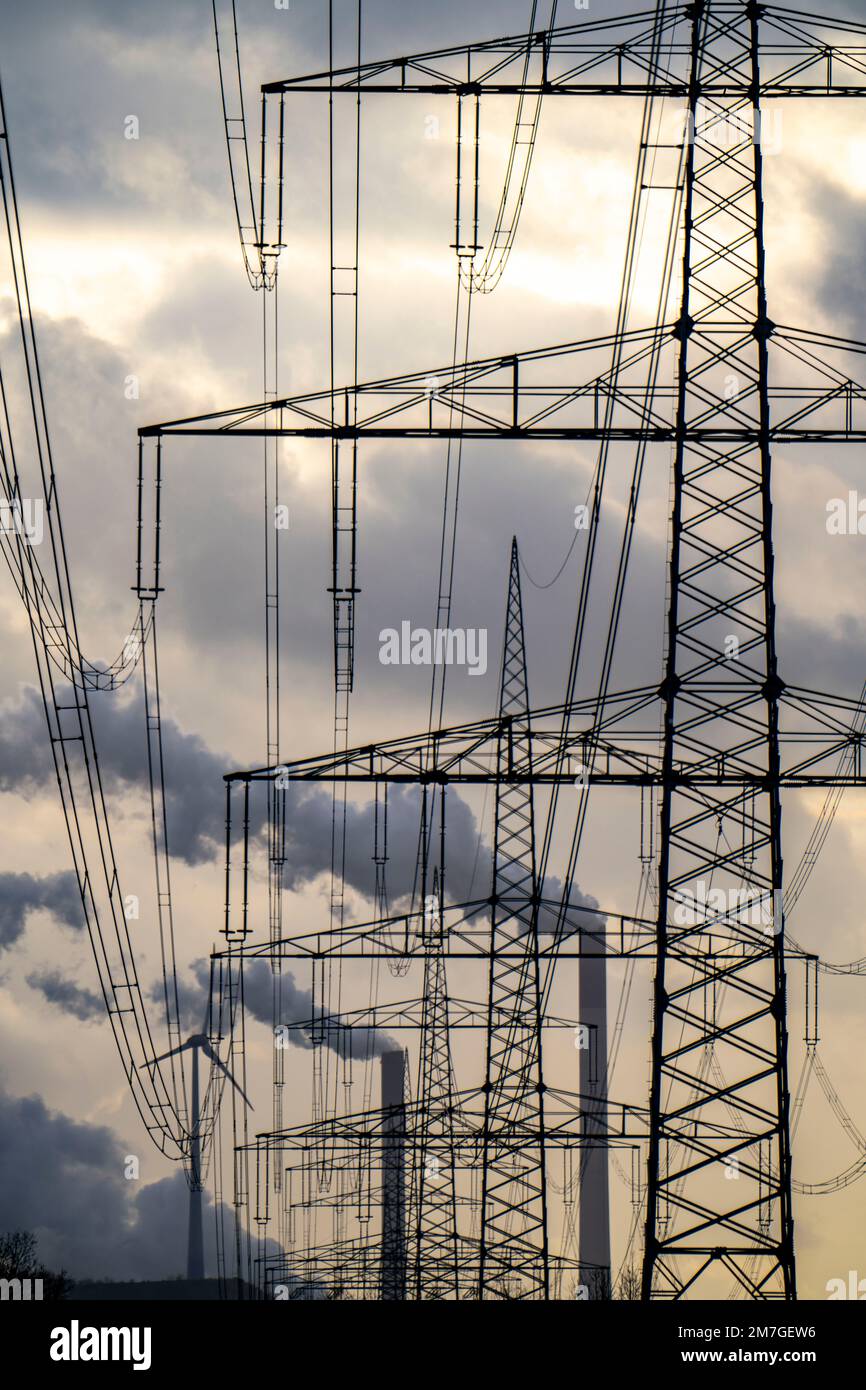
[
  {"x1": 616, "y1": 1265, "x2": 641, "y2": 1301},
  {"x1": 0, "y1": 1230, "x2": 72, "y2": 1300}
]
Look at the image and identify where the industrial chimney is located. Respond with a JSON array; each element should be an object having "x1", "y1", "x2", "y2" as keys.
[{"x1": 380, "y1": 1048, "x2": 408, "y2": 1300}]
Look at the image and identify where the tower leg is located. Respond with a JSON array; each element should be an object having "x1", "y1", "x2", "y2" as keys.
[{"x1": 579, "y1": 946, "x2": 610, "y2": 1299}]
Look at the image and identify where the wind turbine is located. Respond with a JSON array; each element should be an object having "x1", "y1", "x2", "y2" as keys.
[{"x1": 146, "y1": 1027, "x2": 252, "y2": 1281}]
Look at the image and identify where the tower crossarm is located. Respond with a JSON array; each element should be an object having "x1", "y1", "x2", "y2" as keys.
[
  {"x1": 221, "y1": 678, "x2": 866, "y2": 790},
  {"x1": 141, "y1": 326, "x2": 866, "y2": 444},
  {"x1": 260, "y1": 6, "x2": 866, "y2": 99},
  {"x1": 214, "y1": 897, "x2": 662, "y2": 964}
]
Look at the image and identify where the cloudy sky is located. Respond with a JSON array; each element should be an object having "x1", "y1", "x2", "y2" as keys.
[{"x1": 2, "y1": 0, "x2": 866, "y2": 1297}]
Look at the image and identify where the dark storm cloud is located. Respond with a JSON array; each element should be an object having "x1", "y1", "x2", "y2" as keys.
[
  {"x1": 0, "y1": 683, "x2": 238, "y2": 865},
  {"x1": 162, "y1": 956, "x2": 397, "y2": 1058},
  {"x1": 238, "y1": 956, "x2": 398, "y2": 1055},
  {"x1": 811, "y1": 174, "x2": 866, "y2": 336},
  {"x1": 26, "y1": 969, "x2": 103, "y2": 1022},
  {"x1": 0, "y1": 870, "x2": 84, "y2": 951},
  {"x1": 0, "y1": 0, "x2": 570, "y2": 214},
  {"x1": 779, "y1": 611, "x2": 866, "y2": 698},
  {"x1": 0, "y1": 678, "x2": 491, "y2": 897},
  {"x1": 0, "y1": 1084, "x2": 273, "y2": 1280}
]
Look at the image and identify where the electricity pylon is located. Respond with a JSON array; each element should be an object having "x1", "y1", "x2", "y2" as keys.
[
  {"x1": 643, "y1": 0, "x2": 795, "y2": 1302},
  {"x1": 412, "y1": 866, "x2": 461, "y2": 1300},
  {"x1": 480, "y1": 538, "x2": 548, "y2": 1299}
]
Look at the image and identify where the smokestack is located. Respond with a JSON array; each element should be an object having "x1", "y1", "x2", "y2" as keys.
[
  {"x1": 380, "y1": 1049, "x2": 407, "y2": 1300},
  {"x1": 579, "y1": 943, "x2": 611, "y2": 1298}
]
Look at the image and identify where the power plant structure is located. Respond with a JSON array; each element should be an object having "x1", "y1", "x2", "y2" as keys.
[{"x1": 5, "y1": 0, "x2": 866, "y2": 1302}]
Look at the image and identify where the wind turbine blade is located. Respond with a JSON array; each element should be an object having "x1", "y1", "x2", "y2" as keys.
[
  {"x1": 202, "y1": 1040, "x2": 254, "y2": 1110},
  {"x1": 140, "y1": 1036, "x2": 195, "y2": 1068}
]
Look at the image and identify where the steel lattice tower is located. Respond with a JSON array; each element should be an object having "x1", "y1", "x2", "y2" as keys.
[
  {"x1": 480, "y1": 538, "x2": 549, "y2": 1299},
  {"x1": 412, "y1": 866, "x2": 461, "y2": 1300},
  {"x1": 644, "y1": 0, "x2": 794, "y2": 1301}
]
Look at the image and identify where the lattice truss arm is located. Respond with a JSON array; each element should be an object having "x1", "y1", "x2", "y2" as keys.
[
  {"x1": 223, "y1": 683, "x2": 866, "y2": 790},
  {"x1": 260, "y1": 5, "x2": 866, "y2": 98},
  {"x1": 248, "y1": 1090, "x2": 650, "y2": 1157},
  {"x1": 142, "y1": 326, "x2": 866, "y2": 443}
]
